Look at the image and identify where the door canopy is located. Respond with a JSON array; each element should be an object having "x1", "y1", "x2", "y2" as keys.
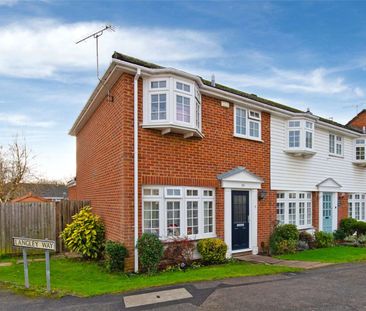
[
  {"x1": 217, "y1": 166, "x2": 263, "y2": 189},
  {"x1": 316, "y1": 178, "x2": 342, "y2": 192}
]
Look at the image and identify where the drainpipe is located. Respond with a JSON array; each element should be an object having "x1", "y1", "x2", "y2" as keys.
[{"x1": 134, "y1": 68, "x2": 141, "y2": 272}]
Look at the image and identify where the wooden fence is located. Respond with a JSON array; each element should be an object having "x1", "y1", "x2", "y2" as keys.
[{"x1": 0, "y1": 200, "x2": 90, "y2": 255}]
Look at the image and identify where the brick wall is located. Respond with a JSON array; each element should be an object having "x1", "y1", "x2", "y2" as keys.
[
  {"x1": 338, "y1": 193, "x2": 349, "y2": 225},
  {"x1": 75, "y1": 73, "x2": 274, "y2": 271}
]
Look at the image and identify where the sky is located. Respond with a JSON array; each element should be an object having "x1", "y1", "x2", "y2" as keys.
[{"x1": 1, "y1": 0, "x2": 366, "y2": 181}]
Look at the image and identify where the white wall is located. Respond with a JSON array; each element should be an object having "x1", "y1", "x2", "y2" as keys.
[{"x1": 271, "y1": 115, "x2": 366, "y2": 192}]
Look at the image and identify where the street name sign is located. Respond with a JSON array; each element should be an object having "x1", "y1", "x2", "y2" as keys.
[
  {"x1": 12, "y1": 237, "x2": 56, "y2": 291},
  {"x1": 13, "y1": 237, "x2": 56, "y2": 251}
]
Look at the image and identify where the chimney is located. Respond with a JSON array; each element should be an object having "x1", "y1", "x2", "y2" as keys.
[{"x1": 211, "y1": 74, "x2": 215, "y2": 87}]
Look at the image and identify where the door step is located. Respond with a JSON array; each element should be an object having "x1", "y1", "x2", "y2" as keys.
[{"x1": 232, "y1": 250, "x2": 252, "y2": 260}]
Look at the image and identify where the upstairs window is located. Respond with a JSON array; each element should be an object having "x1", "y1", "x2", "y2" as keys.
[
  {"x1": 329, "y1": 134, "x2": 343, "y2": 156},
  {"x1": 234, "y1": 106, "x2": 261, "y2": 140},
  {"x1": 176, "y1": 95, "x2": 190, "y2": 123},
  {"x1": 151, "y1": 94, "x2": 167, "y2": 120},
  {"x1": 287, "y1": 119, "x2": 315, "y2": 151},
  {"x1": 355, "y1": 139, "x2": 366, "y2": 161},
  {"x1": 143, "y1": 77, "x2": 202, "y2": 137}
]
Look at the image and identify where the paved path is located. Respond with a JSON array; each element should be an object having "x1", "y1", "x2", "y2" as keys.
[
  {"x1": 1, "y1": 262, "x2": 366, "y2": 310},
  {"x1": 235, "y1": 254, "x2": 332, "y2": 269}
]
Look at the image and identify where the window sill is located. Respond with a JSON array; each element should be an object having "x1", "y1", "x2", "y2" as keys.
[
  {"x1": 329, "y1": 154, "x2": 344, "y2": 159},
  {"x1": 283, "y1": 149, "x2": 316, "y2": 158},
  {"x1": 142, "y1": 122, "x2": 203, "y2": 138},
  {"x1": 233, "y1": 134, "x2": 263, "y2": 143},
  {"x1": 160, "y1": 233, "x2": 216, "y2": 242}
]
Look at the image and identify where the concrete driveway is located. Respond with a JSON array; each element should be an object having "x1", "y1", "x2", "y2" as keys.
[{"x1": 1, "y1": 263, "x2": 366, "y2": 310}]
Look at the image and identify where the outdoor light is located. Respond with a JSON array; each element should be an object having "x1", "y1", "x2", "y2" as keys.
[{"x1": 258, "y1": 189, "x2": 267, "y2": 200}]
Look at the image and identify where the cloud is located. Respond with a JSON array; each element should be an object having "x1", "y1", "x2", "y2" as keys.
[
  {"x1": 0, "y1": 18, "x2": 224, "y2": 79},
  {"x1": 0, "y1": 113, "x2": 55, "y2": 128},
  {"x1": 195, "y1": 66, "x2": 364, "y2": 99}
]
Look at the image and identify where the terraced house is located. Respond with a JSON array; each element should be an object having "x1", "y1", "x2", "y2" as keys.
[{"x1": 69, "y1": 53, "x2": 366, "y2": 272}]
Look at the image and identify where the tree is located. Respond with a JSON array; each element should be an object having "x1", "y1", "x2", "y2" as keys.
[{"x1": 0, "y1": 139, "x2": 31, "y2": 202}]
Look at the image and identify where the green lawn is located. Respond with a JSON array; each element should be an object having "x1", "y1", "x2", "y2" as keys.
[
  {"x1": 0, "y1": 258, "x2": 300, "y2": 297},
  {"x1": 277, "y1": 246, "x2": 366, "y2": 263}
]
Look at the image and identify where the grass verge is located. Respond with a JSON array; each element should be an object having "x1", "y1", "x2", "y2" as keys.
[
  {"x1": 276, "y1": 246, "x2": 366, "y2": 263},
  {"x1": 0, "y1": 258, "x2": 301, "y2": 297}
]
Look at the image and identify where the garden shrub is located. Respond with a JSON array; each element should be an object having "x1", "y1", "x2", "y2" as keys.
[
  {"x1": 339, "y1": 218, "x2": 358, "y2": 236},
  {"x1": 314, "y1": 231, "x2": 334, "y2": 248},
  {"x1": 344, "y1": 235, "x2": 357, "y2": 243},
  {"x1": 357, "y1": 234, "x2": 366, "y2": 245},
  {"x1": 333, "y1": 228, "x2": 346, "y2": 241},
  {"x1": 105, "y1": 241, "x2": 128, "y2": 272},
  {"x1": 60, "y1": 206, "x2": 105, "y2": 259},
  {"x1": 299, "y1": 231, "x2": 314, "y2": 243},
  {"x1": 197, "y1": 238, "x2": 227, "y2": 265},
  {"x1": 355, "y1": 221, "x2": 366, "y2": 236},
  {"x1": 163, "y1": 237, "x2": 195, "y2": 267},
  {"x1": 137, "y1": 233, "x2": 164, "y2": 274},
  {"x1": 276, "y1": 239, "x2": 298, "y2": 254},
  {"x1": 270, "y1": 224, "x2": 299, "y2": 255}
]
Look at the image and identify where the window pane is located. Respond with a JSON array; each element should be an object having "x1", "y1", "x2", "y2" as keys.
[
  {"x1": 289, "y1": 121, "x2": 300, "y2": 127},
  {"x1": 306, "y1": 131, "x2": 313, "y2": 149},
  {"x1": 143, "y1": 201, "x2": 159, "y2": 235},
  {"x1": 299, "y1": 202, "x2": 305, "y2": 225},
  {"x1": 176, "y1": 95, "x2": 190, "y2": 123},
  {"x1": 356, "y1": 147, "x2": 365, "y2": 160},
  {"x1": 236, "y1": 107, "x2": 246, "y2": 135},
  {"x1": 249, "y1": 120, "x2": 260, "y2": 138},
  {"x1": 305, "y1": 121, "x2": 313, "y2": 129},
  {"x1": 276, "y1": 202, "x2": 285, "y2": 224},
  {"x1": 204, "y1": 201, "x2": 213, "y2": 233},
  {"x1": 289, "y1": 130, "x2": 300, "y2": 148},
  {"x1": 167, "y1": 201, "x2": 180, "y2": 236},
  {"x1": 187, "y1": 201, "x2": 199, "y2": 235},
  {"x1": 151, "y1": 94, "x2": 167, "y2": 121},
  {"x1": 329, "y1": 134, "x2": 335, "y2": 153},
  {"x1": 288, "y1": 202, "x2": 296, "y2": 225}
]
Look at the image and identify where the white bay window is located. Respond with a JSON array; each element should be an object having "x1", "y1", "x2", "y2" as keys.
[
  {"x1": 285, "y1": 119, "x2": 316, "y2": 157},
  {"x1": 143, "y1": 76, "x2": 202, "y2": 138},
  {"x1": 348, "y1": 193, "x2": 366, "y2": 221},
  {"x1": 142, "y1": 186, "x2": 215, "y2": 239},
  {"x1": 276, "y1": 191, "x2": 312, "y2": 229},
  {"x1": 353, "y1": 138, "x2": 366, "y2": 166}
]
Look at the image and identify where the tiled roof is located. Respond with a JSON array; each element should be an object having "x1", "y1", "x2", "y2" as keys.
[{"x1": 112, "y1": 52, "x2": 362, "y2": 134}]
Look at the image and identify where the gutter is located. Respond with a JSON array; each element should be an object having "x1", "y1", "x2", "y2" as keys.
[{"x1": 134, "y1": 68, "x2": 141, "y2": 273}]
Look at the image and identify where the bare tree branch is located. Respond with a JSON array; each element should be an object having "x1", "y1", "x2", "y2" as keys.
[{"x1": 0, "y1": 139, "x2": 31, "y2": 202}]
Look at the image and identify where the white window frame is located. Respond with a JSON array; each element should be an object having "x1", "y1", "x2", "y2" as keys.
[
  {"x1": 286, "y1": 119, "x2": 315, "y2": 151},
  {"x1": 348, "y1": 193, "x2": 366, "y2": 221},
  {"x1": 143, "y1": 76, "x2": 202, "y2": 132},
  {"x1": 354, "y1": 139, "x2": 366, "y2": 161},
  {"x1": 142, "y1": 186, "x2": 216, "y2": 240},
  {"x1": 234, "y1": 105, "x2": 262, "y2": 141},
  {"x1": 329, "y1": 134, "x2": 343, "y2": 157},
  {"x1": 276, "y1": 191, "x2": 312, "y2": 229}
]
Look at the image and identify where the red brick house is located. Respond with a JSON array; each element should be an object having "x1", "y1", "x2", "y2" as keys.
[{"x1": 70, "y1": 53, "x2": 366, "y2": 272}]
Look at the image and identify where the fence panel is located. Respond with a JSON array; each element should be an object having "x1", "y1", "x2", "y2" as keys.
[{"x1": 0, "y1": 200, "x2": 89, "y2": 255}]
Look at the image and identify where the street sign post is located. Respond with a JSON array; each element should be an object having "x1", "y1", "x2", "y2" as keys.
[{"x1": 12, "y1": 237, "x2": 56, "y2": 291}]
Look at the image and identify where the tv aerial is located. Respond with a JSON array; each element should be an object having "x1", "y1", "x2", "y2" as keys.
[{"x1": 76, "y1": 25, "x2": 115, "y2": 81}]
